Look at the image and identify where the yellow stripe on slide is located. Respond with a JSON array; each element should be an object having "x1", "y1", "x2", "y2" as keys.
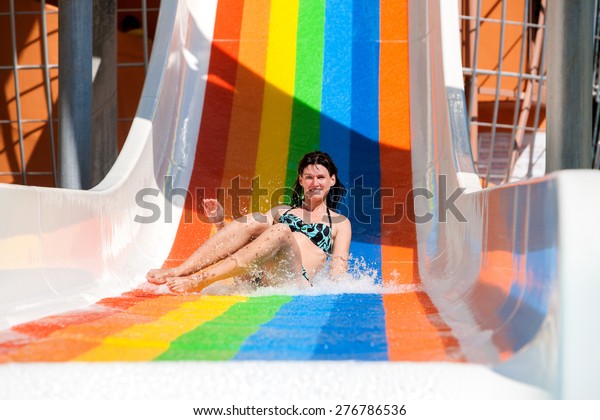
[
  {"x1": 75, "y1": 296, "x2": 247, "y2": 361},
  {"x1": 254, "y1": 0, "x2": 299, "y2": 212}
]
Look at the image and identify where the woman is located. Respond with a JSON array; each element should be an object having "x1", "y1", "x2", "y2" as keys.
[{"x1": 146, "y1": 151, "x2": 352, "y2": 293}]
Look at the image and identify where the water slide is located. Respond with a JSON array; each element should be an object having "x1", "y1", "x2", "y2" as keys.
[{"x1": 1, "y1": 0, "x2": 599, "y2": 399}]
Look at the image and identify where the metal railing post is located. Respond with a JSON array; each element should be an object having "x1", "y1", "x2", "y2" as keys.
[
  {"x1": 58, "y1": 0, "x2": 93, "y2": 189},
  {"x1": 40, "y1": 0, "x2": 58, "y2": 186},
  {"x1": 8, "y1": 0, "x2": 27, "y2": 184},
  {"x1": 142, "y1": 0, "x2": 150, "y2": 71},
  {"x1": 547, "y1": 0, "x2": 594, "y2": 172},
  {"x1": 483, "y1": 0, "x2": 508, "y2": 187},
  {"x1": 92, "y1": 0, "x2": 118, "y2": 186},
  {"x1": 467, "y1": 0, "x2": 482, "y2": 164}
]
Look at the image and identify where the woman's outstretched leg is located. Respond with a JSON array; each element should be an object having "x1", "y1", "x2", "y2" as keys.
[
  {"x1": 166, "y1": 224, "x2": 306, "y2": 293},
  {"x1": 146, "y1": 213, "x2": 271, "y2": 284}
]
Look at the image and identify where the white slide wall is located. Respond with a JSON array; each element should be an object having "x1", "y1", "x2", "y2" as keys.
[
  {"x1": 410, "y1": 0, "x2": 600, "y2": 399},
  {"x1": 0, "y1": 1, "x2": 218, "y2": 327}
]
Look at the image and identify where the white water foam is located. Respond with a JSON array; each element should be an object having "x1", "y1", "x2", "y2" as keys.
[{"x1": 142, "y1": 255, "x2": 422, "y2": 297}]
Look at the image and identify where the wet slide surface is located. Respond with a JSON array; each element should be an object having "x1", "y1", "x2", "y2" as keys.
[{"x1": 0, "y1": 0, "x2": 464, "y2": 363}]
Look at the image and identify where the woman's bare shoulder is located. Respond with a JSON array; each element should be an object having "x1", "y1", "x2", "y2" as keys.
[
  {"x1": 328, "y1": 210, "x2": 351, "y2": 230},
  {"x1": 328, "y1": 209, "x2": 349, "y2": 222},
  {"x1": 268, "y1": 205, "x2": 293, "y2": 220}
]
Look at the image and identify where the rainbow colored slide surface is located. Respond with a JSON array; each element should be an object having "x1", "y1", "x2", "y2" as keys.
[
  {"x1": 0, "y1": 0, "x2": 449, "y2": 364},
  {"x1": 0, "y1": 0, "x2": 599, "y2": 399}
]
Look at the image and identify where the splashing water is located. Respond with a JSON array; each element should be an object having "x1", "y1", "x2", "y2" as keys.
[
  {"x1": 141, "y1": 255, "x2": 421, "y2": 297},
  {"x1": 230, "y1": 255, "x2": 420, "y2": 296}
]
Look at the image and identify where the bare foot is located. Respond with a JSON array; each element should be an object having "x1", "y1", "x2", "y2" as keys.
[
  {"x1": 146, "y1": 267, "x2": 181, "y2": 284},
  {"x1": 166, "y1": 273, "x2": 208, "y2": 293}
]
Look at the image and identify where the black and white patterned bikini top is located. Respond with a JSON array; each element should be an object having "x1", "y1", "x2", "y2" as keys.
[{"x1": 278, "y1": 207, "x2": 333, "y2": 254}]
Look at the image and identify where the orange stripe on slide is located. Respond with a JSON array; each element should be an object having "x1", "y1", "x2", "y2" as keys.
[
  {"x1": 221, "y1": 0, "x2": 271, "y2": 219},
  {"x1": 380, "y1": 0, "x2": 465, "y2": 362},
  {"x1": 163, "y1": 0, "x2": 245, "y2": 267},
  {"x1": 379, "y1": 0, "x2": 416, "y2": 285},
  {"x1": 384, "y1": 292, "x2": 465, "y2": 361},
  {"x1": 0, "y1": 295, "x2": 198, "y2": 362},
  {"x1": 1, "y1": 293, "x2": 158, "y2": 355}
]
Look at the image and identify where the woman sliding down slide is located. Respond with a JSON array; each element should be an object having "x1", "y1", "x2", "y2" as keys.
[{"x1": 146, "y1": 151, "x2": 352, "y2": 293}]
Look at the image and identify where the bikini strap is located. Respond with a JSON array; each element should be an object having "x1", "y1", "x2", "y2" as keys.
[
  {"x1": 284, "y1": 205, "x2": 331, "y2": 229},
  {"x1": 277, "y1": 207, "x2": 293, "y2": 223}
]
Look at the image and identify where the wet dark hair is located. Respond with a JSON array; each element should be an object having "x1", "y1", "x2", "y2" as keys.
[{"x1": 291, "y1": 151, "x2": 347, "y2": 210}]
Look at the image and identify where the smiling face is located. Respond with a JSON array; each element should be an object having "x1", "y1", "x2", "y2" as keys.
[{"x1": 299, "y1": 164, "x2": 336, "y2": 203}]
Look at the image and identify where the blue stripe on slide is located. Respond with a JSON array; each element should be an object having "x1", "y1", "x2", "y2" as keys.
[
  {"x1": 233, "y1": 295, "x2": 338, "y2": 360},
  {"x1": 320, "y1": 0, "x2": 352, "y2": 202},
  {"x1": 348, "y1": 0, "x2": 382, "y2": 282},
  {"x1": 310, "y1": 294, "x2": 388, "y2": 360}
]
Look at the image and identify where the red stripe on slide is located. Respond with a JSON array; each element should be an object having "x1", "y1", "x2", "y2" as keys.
[{"x1": 163, "y1": 0, "x2": 246, "y2": 265}]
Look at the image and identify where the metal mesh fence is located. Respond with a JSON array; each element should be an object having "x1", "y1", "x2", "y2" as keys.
[
  {"x1": 2, "y1": 1, "x2": 599, "y2": 186},
  {"x1": 460, "y1": 0, "x2": 548, "y2": 187},
  {"x1": 0, "y1": 0, "x2": 156, "y2": 186}
]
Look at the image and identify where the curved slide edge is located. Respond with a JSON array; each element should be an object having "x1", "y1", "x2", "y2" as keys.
[
  {"x1": 0, "y1": 1, "x2": 217, "y2": 328},
  {"x1": 412, "y1": 0, "x2": 600, "y2": 399}
]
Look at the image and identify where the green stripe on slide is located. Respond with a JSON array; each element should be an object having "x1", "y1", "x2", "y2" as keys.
[
  {"x1": 154, "y1": 296, "x2": 293, "y2": 361},
  {"x1": 285, "y1": 0, "x2": 326, "y2": 194}
]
